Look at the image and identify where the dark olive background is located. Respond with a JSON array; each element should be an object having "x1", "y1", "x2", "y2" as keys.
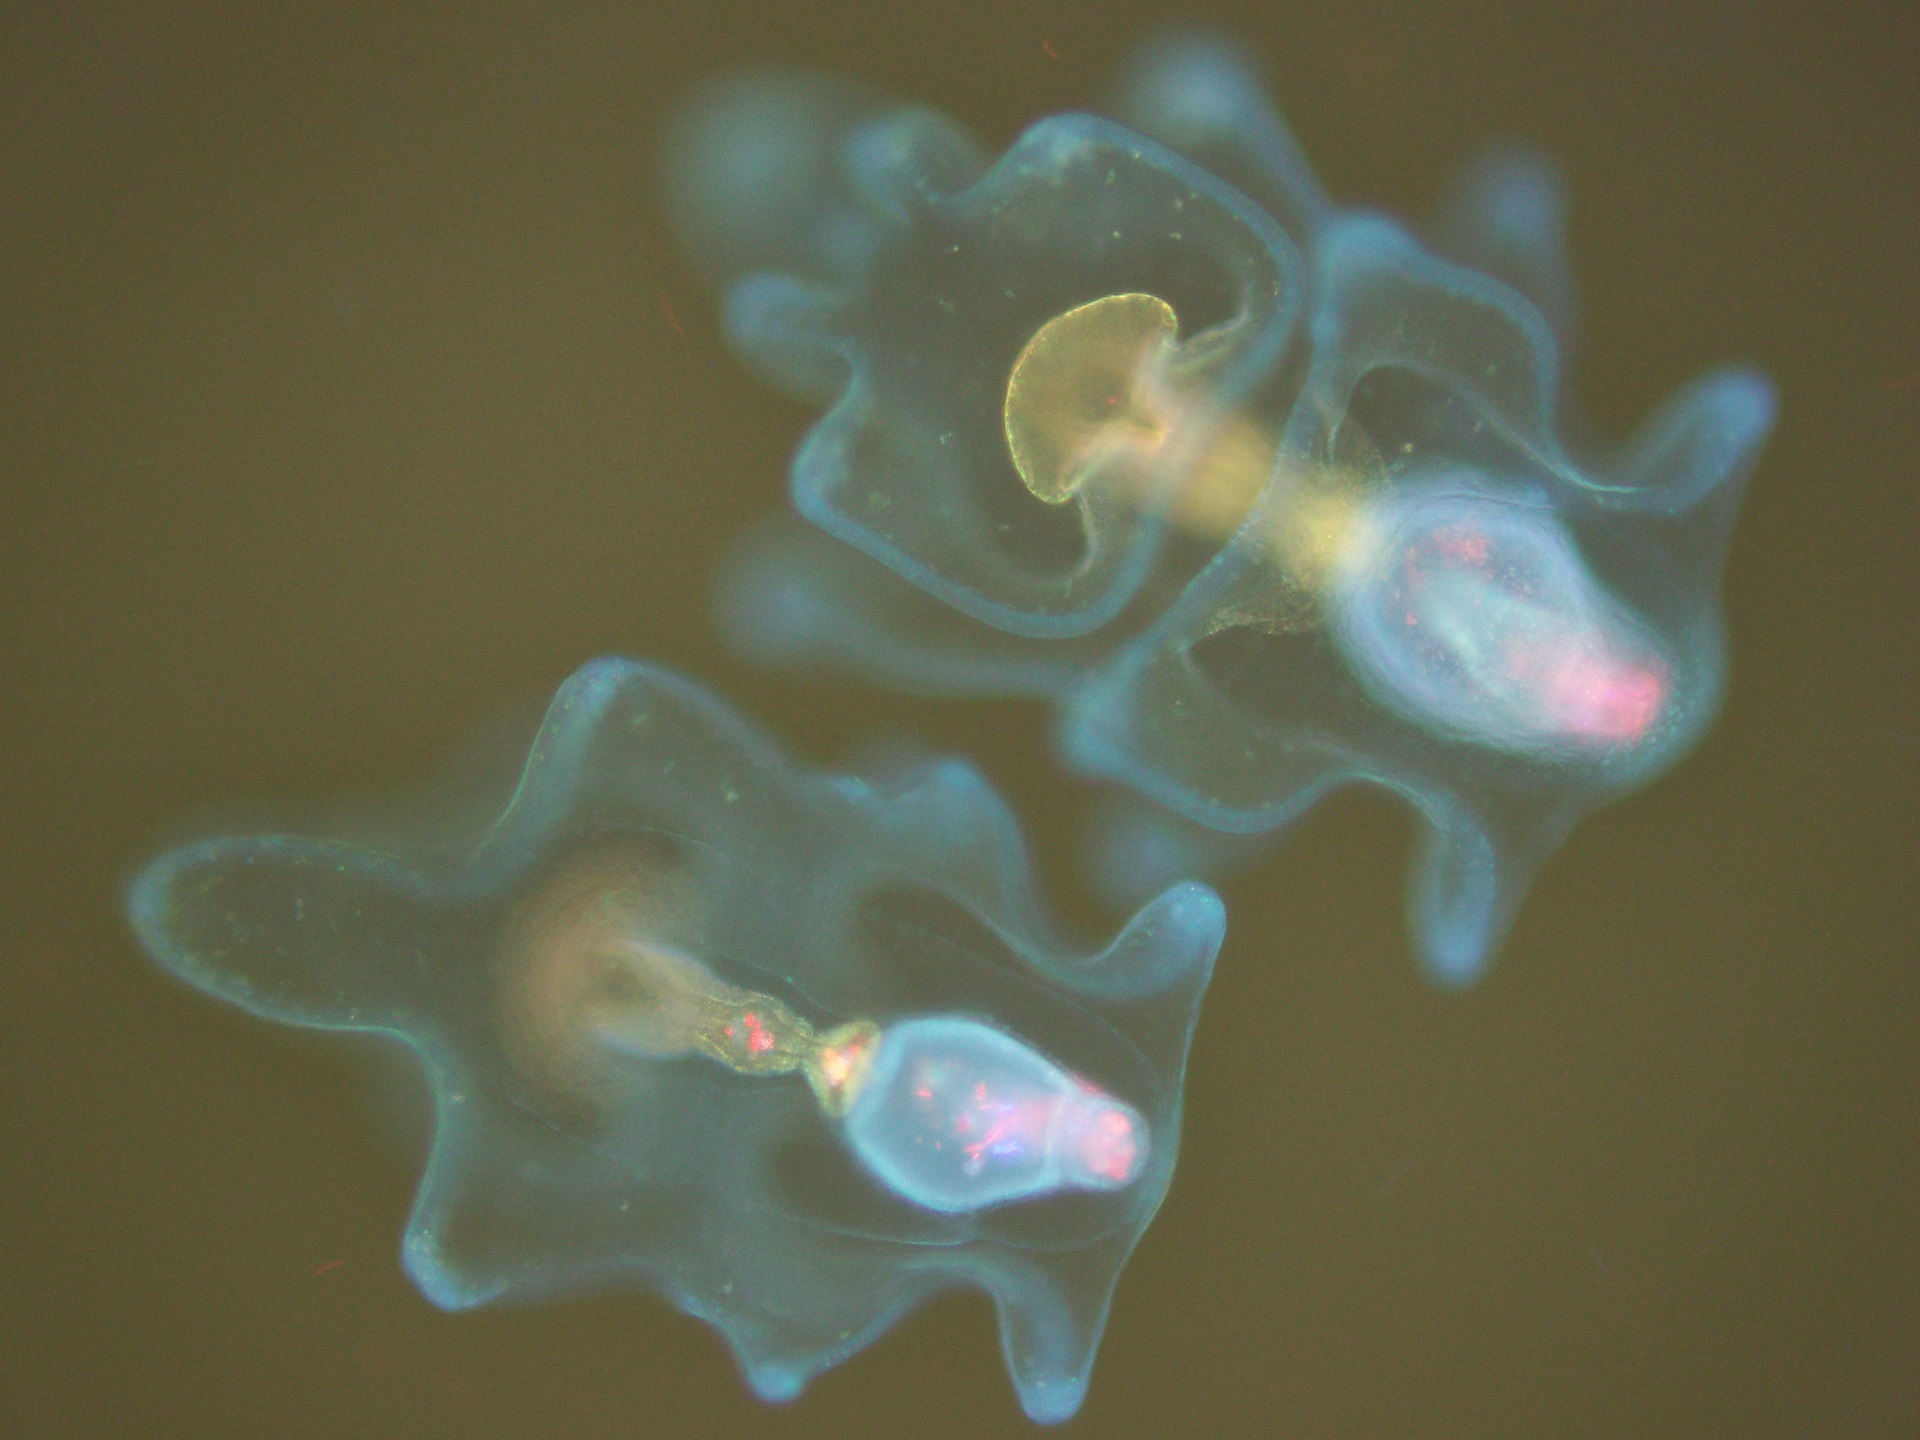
[{"x1": 3, "y1": 3, "x2": 1915, "y2": 1436}]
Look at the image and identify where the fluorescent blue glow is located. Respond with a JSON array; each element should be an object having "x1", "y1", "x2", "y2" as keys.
[
  {"x1": 673, "y1": 30, "x2": 1775, "y2": 985},
  {"x1": 842, "y1": 1015, "x2": 1151, "y2": 1214},
  {"x1": 666, "y1": 65, "x2": 1305, "y2": 637},
  {"x1": 127, "y1": 658, "x2": 1222, "y2": 1423}
]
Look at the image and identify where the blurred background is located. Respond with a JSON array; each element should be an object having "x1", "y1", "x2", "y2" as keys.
[{"x1": 2, "y1": 2, "x2": 1915, "y2": 1435}]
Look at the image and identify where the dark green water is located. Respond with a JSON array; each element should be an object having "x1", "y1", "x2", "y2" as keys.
[{"x1": 3, "y1": 3, "x2": 1914, "y2": 1435}]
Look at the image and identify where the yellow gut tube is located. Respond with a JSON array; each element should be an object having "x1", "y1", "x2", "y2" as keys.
[
  {"x1": 498, "y1": 844, "x2": 878, "y2": 1117},
  {"x1": 1003, "y1": 292, "x2": 1364, "y2": 597}
]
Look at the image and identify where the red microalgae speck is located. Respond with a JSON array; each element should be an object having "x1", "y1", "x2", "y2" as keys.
[
  {"x1": 1433, "y1": 527, "x2": 1491, "y2": 567},
  {"x1": 741, "y1": 1012, "x2": 775, "y2": 1054},
  {"x1": 965, "y1": 1111, "x2": 1021, "y2": 1166},
  {"x1": 1082, "y1": 1107, "x2": 1140, "y2": 1182}
]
